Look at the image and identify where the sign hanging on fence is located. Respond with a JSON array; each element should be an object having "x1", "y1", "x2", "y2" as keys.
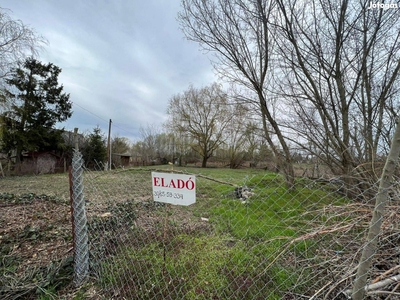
[{"x1": 152, "y1": 172, "x2": 196, "y2": 206}]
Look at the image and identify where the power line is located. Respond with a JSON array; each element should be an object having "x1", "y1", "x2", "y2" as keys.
[
  {"x1": 72, "y1": 101, "x2": 140, "y2": 138},
  {"x1": 112, "y1": 121, "x2": 141, "y2": 135},
  {"x1": 72, "y1": 101, "x2": 109, "y2": 123}
]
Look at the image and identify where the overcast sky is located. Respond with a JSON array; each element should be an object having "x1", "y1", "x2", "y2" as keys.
[{"x1": 1, "y1": 0, "x2": 217, "y2": 142}]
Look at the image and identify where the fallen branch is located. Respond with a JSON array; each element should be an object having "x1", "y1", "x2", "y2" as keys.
[
  {"x1": 291, "y1": 223, "x2": 356, "y2": 243},
  {"x1": 344, "y1": 274, "x2": 400, "y2": 297},
  {"x1": 371, "y1": 265, "x2": 400, "y2": 284},
  {"x1": 322, "y1": 266, "x2": 358, "y2": 300},
  {"x1": 157, "y1": 169, "x2": 238, "y2": 187},
  {"x1": 385, "y1": 282, "x2": 400, "y2": 299}
]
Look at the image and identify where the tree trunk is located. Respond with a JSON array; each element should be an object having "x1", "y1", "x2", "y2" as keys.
[
  {"x1": 201, "y1": 156, "x2": 207, "y2": 168},
  {"x1": 351, "y1": 117, "x2": 400, "y2": 299},
  {"x1": 282, "y1": 157, "x2": 295, "y2": 191},
  {"x1": 258, "y1": 92, "x2": 295, "y2": 190}
]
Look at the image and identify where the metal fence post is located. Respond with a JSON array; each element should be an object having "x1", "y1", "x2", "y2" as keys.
[{"x1": 71, "y1": 149, "x2": 89, "y2": 285}]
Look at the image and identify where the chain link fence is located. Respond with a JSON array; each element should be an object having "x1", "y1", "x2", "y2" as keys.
[
  {"x1": 67, "y1": 159, "x2": 400, "y2": 299},
  {"x1": 1, "y1": 151, "x2": 399, "y2": 299}
]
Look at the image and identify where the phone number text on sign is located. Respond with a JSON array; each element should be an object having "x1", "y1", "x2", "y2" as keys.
[
  {"x1": 153, "y1": 191, "x2": 184, "y2": 200},
  {"x1": 151, "y1": 172, "x2": 196, "y2": 206}
]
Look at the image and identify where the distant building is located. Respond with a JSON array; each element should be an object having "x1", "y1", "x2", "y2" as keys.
[
  {"x1": 20, "y1": 151, "x2": 66, "y2": 174},
  {"x1": 113, "y1": 153, "x2": 132, "y2": 167}
]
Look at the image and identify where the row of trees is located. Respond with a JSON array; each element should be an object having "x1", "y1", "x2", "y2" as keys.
[
  {"x1": 165, "y1": 83, "x2": 276, "y2": 168},
  {"x1": 175, "y1": 0, "x2": 400, "y2": 188},
  {"x1": 131, "y1": 119, "x2": 275, "y2": 170}
]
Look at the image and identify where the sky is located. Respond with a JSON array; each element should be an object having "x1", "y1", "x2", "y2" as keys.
[{"x1": 1, "y1": 0, "x2": 217, "y2": 142}]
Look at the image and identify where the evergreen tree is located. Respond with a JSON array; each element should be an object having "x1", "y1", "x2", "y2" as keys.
[
  {"x1": 82, "y1": 126, "x2": 107, "y2": 169},
  {"x1": 2, "y1": 57, "x2": 72, "y2": 161}
]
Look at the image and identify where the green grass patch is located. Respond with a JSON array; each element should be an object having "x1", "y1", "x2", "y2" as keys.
[
  {"x1": 98, "y1": 233, "x2": 302, "y2": 299},
  {"x1": 91, "y1": 168, "x2": 353, "y2": 298},
  {"x1": 208, "y1": 185, "x2": 341, "y2": 240}
]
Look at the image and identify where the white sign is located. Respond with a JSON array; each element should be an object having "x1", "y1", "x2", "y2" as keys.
[{"x1": 152, "y1": 172, "x2": 196, "y2": 206}]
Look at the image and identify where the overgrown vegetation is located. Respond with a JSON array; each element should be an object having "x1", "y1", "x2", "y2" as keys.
[
  {"x1": 87, "y1": 168, "x2": 356, "y2": 299},
  {"x1": 2, "y1": 167, "x2": 396, "y2": 298}
]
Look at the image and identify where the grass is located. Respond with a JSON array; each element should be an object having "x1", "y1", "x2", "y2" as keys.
[
  {"x1": 99, "y1": 234, "x2": 278, "y2": 299},
  {"x1": 1, "y1": 166, "x2": 355, "y2": 299}
]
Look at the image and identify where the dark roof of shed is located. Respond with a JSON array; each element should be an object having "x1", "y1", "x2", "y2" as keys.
[{"x1": 112, "y1": 153, "x2": 132, "y2": 157}]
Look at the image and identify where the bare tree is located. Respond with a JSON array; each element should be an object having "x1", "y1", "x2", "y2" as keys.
[
  {"x1": 222, "y1": 103, "x2": 254, "y2": 168},
  {"x1": 139, "y1": 124, "x2": 161, "y2": 164},
  {"x1": 0, "y1": 8, "x2": 47, "y2": 80},
  {"x1": 178, "y1": 0, "x2": 295, "y2": 188},
  {"x1": 167, "y1": 83, "x2": 230, "y2": 168},
  {"x1": 274, "y1": 0, "x2": 400, "y2": 179},
  {"x1": 171, "y1": 130, "x2": 192, "y2": 166},
  {"x1": 154, "y1": 132, "x2": 175, "y2": 163},
  {"x1": 112, "y1": 136, "x2": 131, "y2": 154}
]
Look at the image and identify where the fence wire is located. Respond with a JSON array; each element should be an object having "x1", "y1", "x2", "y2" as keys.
[{"x1": 77, "y1": 165, "x2": 400, "y2": 299}]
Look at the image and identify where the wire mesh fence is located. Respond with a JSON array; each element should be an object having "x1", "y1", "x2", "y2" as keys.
[
  {"x1": 75, "y1": 162, "x2": 400, "y2": 299},
  {"x1": 2, "y1": 154, "x2": 400, "y2": 299}
]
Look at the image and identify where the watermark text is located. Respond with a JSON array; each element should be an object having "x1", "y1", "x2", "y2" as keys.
[{"x1": 367, "y1": 1, "x2": 399, "y2": 9}]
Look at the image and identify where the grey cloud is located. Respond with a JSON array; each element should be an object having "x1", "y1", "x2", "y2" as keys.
[{"x1": 1, "y1": 0, "x2": 216, "y2": 141}]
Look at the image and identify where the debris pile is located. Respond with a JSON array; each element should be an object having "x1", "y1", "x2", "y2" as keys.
[{"x1": 234, "y1": 186, "x2": 255, "y2": 204}]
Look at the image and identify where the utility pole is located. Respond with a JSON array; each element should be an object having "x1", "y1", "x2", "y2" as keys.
[{"x1": 106, "y1": 119, "x2": 112, "y2": 170}]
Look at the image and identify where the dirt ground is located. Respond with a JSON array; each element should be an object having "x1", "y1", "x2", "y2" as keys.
[{"x1": 0, "y1": 193, "x2": 76, "y2": 299}]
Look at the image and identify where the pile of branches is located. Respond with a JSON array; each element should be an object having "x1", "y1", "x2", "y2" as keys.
[
  {"x1": 277, "y1": 202, "x2": 400, "y2": 299},
  {"x1": 0, "y1": 256, "x2": 73, "y2": 300}
]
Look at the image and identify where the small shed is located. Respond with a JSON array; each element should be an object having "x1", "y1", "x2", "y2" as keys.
[
  {"x1": 113, "y1": 153, "x2": 132, "y2": 167},
  {"x1": 21, "y1": 151, "x2": 63, "y2": 174}
]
